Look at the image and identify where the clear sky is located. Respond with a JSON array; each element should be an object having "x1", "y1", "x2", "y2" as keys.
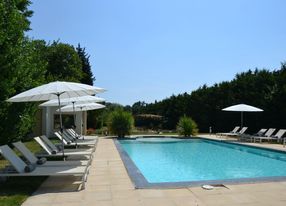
[{"x1": 27, "y1": 0, "x2": 286, "y2": 106}]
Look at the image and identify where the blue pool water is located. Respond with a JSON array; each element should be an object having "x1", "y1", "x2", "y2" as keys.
[{"x1": 119, "y1": 138, "x2": 286, "y2": 183}]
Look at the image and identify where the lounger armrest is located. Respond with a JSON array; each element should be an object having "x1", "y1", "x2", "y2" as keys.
[
  {"x1": 24, "y1": 164, "x2": 36, "y2": 173},
  {"x1": 37, "y1": 158, "x2": 47, "y2": 165}
]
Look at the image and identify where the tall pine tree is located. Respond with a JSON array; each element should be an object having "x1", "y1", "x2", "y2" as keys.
[{"x1": 76, "y1": 44, "x2": 95, "y2": 85}]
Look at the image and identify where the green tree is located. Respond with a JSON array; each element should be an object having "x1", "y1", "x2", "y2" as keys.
[
  {"x1": 76, "y1": 44, "x2": 95, "y2": 85},
  {"x1": 107, "y1": 109, "x2": 134, "y2": 138},
  {"x1": 45, "y1": 41, "x2": 83, "y2": 82},
  {"x1": 129, "y1": 66, "x2": 286, "y2": 133},
  {"x1": 176, "y1": 116, "x2": 198, "y2": 137},
  {"x1": 0, "y1": 0, "x2": 47, "y2": 144}
]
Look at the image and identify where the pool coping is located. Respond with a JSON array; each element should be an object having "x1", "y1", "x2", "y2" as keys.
[{"x1": 114, "y1": 137, "x2": 286, "y2": 189}]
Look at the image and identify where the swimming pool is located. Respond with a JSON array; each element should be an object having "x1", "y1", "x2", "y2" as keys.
[{"x1": 116, "y1": 138, "x2": 286, "y2": 188}]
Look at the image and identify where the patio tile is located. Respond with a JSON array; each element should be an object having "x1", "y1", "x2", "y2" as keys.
[
  {"x1": 112, "y1": 198, "x2": 144, "y2": 206},
  {"x1": 138, "y1": 189, "x2": 166, "y2": 198},
  {"x1": 111, "y1": 190, "x2": 141, "y2": 199},
  {"x1": 141, "y1": 197, "x2": 176, "y2": 206},
  {"x1": 171, "y1": 197, "x2": 205, "y2": 206},
  {"x1": 83, "y1": 191, "x2": 112, "y2": 201},
  {"x1": 163, "y1": 188, "x2": 193, "y2": 197}
]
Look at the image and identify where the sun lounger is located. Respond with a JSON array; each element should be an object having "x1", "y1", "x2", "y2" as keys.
[
  {"x1": 55, "y1": 132, "x2": 96, "y2": 147},
  {"x1": 221, "y1": 127, "x2": 248, "y2": 139},
  {"x1": 40, "y1": 135, "x2": 95, "y2": 153},
  {"x1": 0, "y1": 145, "x2": 89, "y2": 189},
  {"x1": 235, "y1": 127, "x2": 248, "y2": 136},
  {"x1": 253, "y1": 128, "x2": 276, "y2": 143},
  {"x1": 63, "y1": 130, "x2": 96, "y2": 143},
  {"x1": 66, "y1": 128, "x2": 97, "y2": 140},
  {"x1": 34, "y1": 136, "x2": 93, "y2": 158},
  {"x1": 216, "y1": 126, "x2": 240, "y2": 137},
  {"x1": 13, "y1": 141, "x2": 90, "y2": 167},
  {"x1": 272, "y1": 129, "x2": 286, "y2": 143},
  {"x1": 218, "y1": 127, "x2": 248, "y2": 138},
  {"x1": 254, "y1": 129, "x2": 286, "y2": 143},
  {"x1": 239, "y1": 128, "x2": 267, "y2": 142},
  {"x1": 66, "y1": 128, "x2": 80, "y2": 139}
]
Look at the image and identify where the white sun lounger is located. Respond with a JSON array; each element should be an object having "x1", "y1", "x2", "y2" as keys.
[
  {"x1": 13, "y1": 141, "x2": 90, "y2": 167},
  {"x1": 253, "y1": 128, "x2": 276, "y2": 143},
  {"x1": 63, "y1": 130, "x2": 97, "y2": 143},
  {"x1": 55, "y1": 132, "x2": 96, "y2": 147},
  {"x1": 221, "y1": 127, "x2": 248, "y2": 138},
  {"x1": 272, "y1": 129, "x2": 286, "y2": 143},
  {"x1": 34, "y1": 136, "x2": 93, "y2": 158},
  {"x1": 239, "y1": 128, "x2": 267, "y2": 142},
  {"x1": 232, "y1": 127, "x2": 248, "y2": 137},
  {"x1": 0, "y1": 145, "x2": 89, "y2": 189},
  {"x1": 216, "y1": 126, "x2": 240, "y2": 137},
  {"x1": 254, "y1": 129, "x2": 286, "y2": 143},
  {"x1": 66, "y1": 128, "x2": 97, "y2": 140},
  {"x1": 41, "y1": 135, "x2": 95, "y2": 152}
]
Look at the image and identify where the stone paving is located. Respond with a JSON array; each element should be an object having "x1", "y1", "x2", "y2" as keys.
[{"x1": 22, "y1": 137, "x2": 286, "y2": 206}]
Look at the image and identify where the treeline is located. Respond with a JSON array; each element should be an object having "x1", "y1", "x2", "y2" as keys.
[
  {"x1": 127, "y1": 65, "x2": 286, "y2": 133},
  {"x1": 0, "y1": 0, "x2": 95, "y2": 144}
]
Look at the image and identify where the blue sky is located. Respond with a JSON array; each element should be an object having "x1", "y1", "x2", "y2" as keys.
[{"x1": 28, "y1": 0, "x2": 286, "y2": 105}]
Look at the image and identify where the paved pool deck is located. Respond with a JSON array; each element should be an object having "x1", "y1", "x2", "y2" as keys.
[
  {"x1": 201, "y1": 134, "x2": 286, "y2": 152},
  {"x1": 22, "y1": 136, "x2": 286, "y2": 206}
]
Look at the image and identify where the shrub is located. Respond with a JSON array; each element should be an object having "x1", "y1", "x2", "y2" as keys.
[
  {"x1": 86, "y1": 128, "x2": 95, "y2": 135},
  {"x1": 176, "y1": 116, "x2": 198, "y2": 137},
  {"x1": 107, "y1": 109, "x2": 134, "y2": 138}
]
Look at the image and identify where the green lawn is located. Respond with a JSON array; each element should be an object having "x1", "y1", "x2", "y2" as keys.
[
  {"x1": 0, "y1": 140, "x2": 49, "y2": 206},
  {"x1": 0, "y1": 176, "x2": 47, "y2": 206}
]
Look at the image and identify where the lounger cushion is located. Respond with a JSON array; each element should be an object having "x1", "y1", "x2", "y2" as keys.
[
  {"x1": 24, "y1": 164, "x2": 36, "y2": 173},
  {"x1": 37, "y1": 157, "x2": 47, "y2": 165}
]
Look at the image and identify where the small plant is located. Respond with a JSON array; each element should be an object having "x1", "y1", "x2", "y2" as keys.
[
  {"x1": 176, "y1": 115, "x2": 198, "y2": 137},
  {"x1": 107, "y1": 109, "x2": 134, "y2": 138}
]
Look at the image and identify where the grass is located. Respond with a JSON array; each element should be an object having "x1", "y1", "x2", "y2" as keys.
[
  {"x1": 0, "y1": 140, "x2": 48, "y2": 206},
  {"x1": 0, "y1": 176, "x2": 47, "y2": 206}
]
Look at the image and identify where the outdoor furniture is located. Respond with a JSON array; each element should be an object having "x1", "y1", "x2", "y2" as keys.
[
  {"x1": 216, "y1": 126, "x2": 240, "y2": 137},
  {"x1": 239, "y1": 128, "x2": 267, "y2": 142},
  {"x1": 34, "y1": 136, "x2": 93, "y2": 158},
  {"x1": 232, "y1": 127, "x2": 248, "y2": 137},
  {"x1": 55, "y1": 132, "x2": 96, "y2": 147},
  {"x1": 0, "y1": 145, "x2": 90, "y2": 189},
  {"x1": 66, "y1": 128, "x2": 97, "y2": 141},
  {"x1": 7, "y1": 81, "x2": 105, "y2": 159},
  {"x1": 66, "y1": 128, "x2": 80, "y2": 139},
  {"x1": 252, "y1": 128, "x2": 276, "y2": 143},
  {"x1": 63, "y1": 130, "x2": 97, "y2": 143},
  {"x1": 227, "y1": 127, "x2": 248, "y2": 138},
  {"x1": 13, "y1": 141, "x2": 90, "y2": 167},
  {"x1": 40, "y1": 135, "x2": 95, "y2": 152},
  {"x1": 222, "y1": 104, "x2": 263, "y2": 127},
  {"x1": 59, "y1": 103, "x2": 105, "y2": 139},
  {"x1": 255, "y1": 129, "x2": 286, "y2": 143}
]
